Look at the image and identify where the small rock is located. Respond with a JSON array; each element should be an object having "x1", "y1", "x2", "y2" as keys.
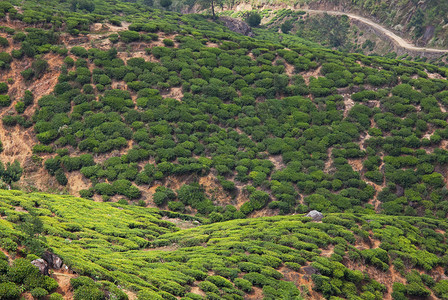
[
  {"x1": 302, "y1": 266, "x2": 320, "y2": 275},
  {"x1": 31, "y1": 259, "x2": 49, "y2": 275},
  {"x1": 305, "y1": 210, "x2": 323, "y2": 222},
  {"x1": 395, "y1": 185, "x2": 404, "y2": 197}
]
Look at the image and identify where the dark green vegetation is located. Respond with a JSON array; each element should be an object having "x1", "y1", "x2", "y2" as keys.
[
  {"x1": 0, "y1": 190, "x2": 448, "y2": 299},
  {"x1": 1, "y1": 0, "x2": 448, "y2": 220}
]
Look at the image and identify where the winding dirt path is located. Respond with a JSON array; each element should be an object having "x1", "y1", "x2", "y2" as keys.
[{"x1": 301, "y1": 9, "x2": 448, "y2": 53}]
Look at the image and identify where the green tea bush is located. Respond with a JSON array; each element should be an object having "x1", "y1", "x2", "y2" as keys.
[
  {"x1": 0, "y1": 82, "x2": 8, "y2": 94},
  {"x1": 31, "y1": 287, "x2": 48, "y2": 299},
  {"x1": 0, "y1": 282, "x2": 21, "y2": 299},
  {"x1": 74, "y1": 286, "x2": 104, "y2": 300}
]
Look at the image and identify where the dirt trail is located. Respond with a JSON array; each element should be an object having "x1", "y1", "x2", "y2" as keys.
[
  {"x1": 53, "y1": 270, "x2": 77, "y2": 300},
  {"x1": 301, "y1": 9, "x2": 448, "y2": 53}
]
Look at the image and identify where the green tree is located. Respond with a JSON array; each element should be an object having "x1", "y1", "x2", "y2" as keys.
[
  {"x1": 246, "y1": 12, "x2": 261, "y2": 27},
  {"x1": 198, "y1": 0, "x2": 223, "y2": 18},
  {"x1": 160, "y1": 0, "x2": 171, "y2": 8},
  {"x1": 0, "y1": 160, "x2": 23, "y2": 185},
  {"x1": 18, "y1": 215, "x2": 45, "y2": 255},
  {"x1": 31, "y1": 59, "x2": 49, "y2": 78},
  {"x1": 281, "y1": 20, "x2": 293, "y2": 34}
]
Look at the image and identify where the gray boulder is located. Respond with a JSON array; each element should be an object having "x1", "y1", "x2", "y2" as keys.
[
  {"x1": 42, "y1": 251, "x2": 63, "y2": 269},
  {"x1": 305, "y1": 210, "x2": 323, "y2": 222},
  {"x1": 31, "y1": 259, "x2": 49, "y2": 275}
]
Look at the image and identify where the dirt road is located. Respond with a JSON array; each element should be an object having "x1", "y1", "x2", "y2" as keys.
[{"x1": 302, "y1": 9, "x2": 448, "y2": 53}]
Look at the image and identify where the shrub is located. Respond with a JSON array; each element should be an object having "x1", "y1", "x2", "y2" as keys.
[
  {"x1": 15, "y1": 101, "x2": 25, "y2": 114},
  {"x1": 119, "y1": 31, "x2": 140, "y2": 43},
  {"x1": 160, "y1": 0, "x2": 172, "y2": 7},
  {"x1": 70, "y1": 276, "x2": 96, "y2": 289},
  {"x1": 234, "y1": 278, "x2": 252, "y2": 293},
  {"x1": 22, "y1": 90, "x2": 33, "y2": 106},
  {"x1": 206, "y1": 276, "x2": 233, "y2": 288},
  {"x1": 21, "y1": 68, "x2": 34, "y2": 80},
  {"x1": 406, "y1": 282, "x2": 430, "y2": 297},
  {"x1": 55, "y1": 169, "x2": 68, "y2": 186},
  {"x1": 0, "y1": 52, "x2": 12, "y2": 65},
  {"x1": 0, "y1": 237, "x2": 18, "y2": 252},
  {"x1": 8, "y1": 258, "x2": 39, "y2": 284},
  {"x1": 74, "y1": 286, "x2": 104, "y2": 300},
  {"x1": 0, "y1": 37, "x2": 8, "y2": 47},
  {"x1": 13, "y1": 32, "x2": 26, "y2": 42},
  {"x1": 163, "y1": 39, "x2": 174, "y2": 47},
  {"x1": 243, "y1": 272, "x2": 270, "y2": 287},
  {"x1": 0, "y1": 282, "x2": 21, "y2": 299},
  {"x1": 246, "y1": 12, "x2": 261, "y2": 27},
  {"x1": 434, "y1": 280, "x2": 448, "y2": 299},
  {"x1": 198, "y1": 281, "x2": 220, "y2": 294},
  {"x1": 281, "y1": 20, "x2": 293, "y2": 34},
  {"x1": 167, "y1": 201, "x2": 184, "y2": 212},
  {"x1": 11, "y1": 49, "x2": 23, "y2": 59},
  {"x1": 71, "y1": 47, "x2": 88, "y2": 57},
  {"x1": 137, "y1": 289, "x2": 164, "y2": 300},
  {"x1": 31, "y1": 287, "x2": 48, "y2": 299},
  {"x1": 0, "y1": 82, "x2": 7, "y2": 94},
  {"x1": 32, "y1": 59, "x2": 49, "y2": 78},
  {"x1": 238, "y1": 262, "x2": 261, "y2": 273},
  {"x1": 64, "y1": 56, "x2": 75, "y2": 67},
  {"x1": 0, "y1": 94, "x2": 10, "y2": 106},
  {"x1": 49, "y1": 293, "x2": 64, "y2": 300},
  {"x1": 160, "y1": 282, "x2": 185, "y2": 296},
  {"x1": 98, "y1": 74, "x2": 111, "y2": 85}
]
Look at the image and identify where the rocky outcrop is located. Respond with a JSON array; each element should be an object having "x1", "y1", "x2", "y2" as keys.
[
  {"x1": 32, "y1": 252, "x2": 63, "y2": 275},
  {"x1": 43, "y1": 251, "x2": 63, "y2": 269},
  {"x1": 31, "y1": 259, "x2": 49, "y2": 275},
  {"x1": 219, "y1": 16, "x2": 254, "y2": 37},
  {"x1": 305, "y1": 210, "x2": 324, "y2": 221}
]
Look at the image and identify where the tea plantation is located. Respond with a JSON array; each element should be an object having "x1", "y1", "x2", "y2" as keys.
[
  {"x1": 0, "y1": 190, "x2": 448, "y2": 299},
  {"x1": 0, "y1": 0, "x2": 447, "y2": 298}
]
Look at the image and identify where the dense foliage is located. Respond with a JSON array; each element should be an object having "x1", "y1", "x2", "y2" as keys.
[{"x1": 0, "y1": 0, "x2": 448, "y2": 221}]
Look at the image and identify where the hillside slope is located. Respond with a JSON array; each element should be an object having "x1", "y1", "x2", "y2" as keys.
[
  {"x1": 1, "y1": 1, "x2": 448, "y2": 299},
  {"x1": 192, "y1": 0, "x2": 448, "y2": 49},
  {"x1": 1, "y1": 0, "x2": 448, "y2": 222},
  {"x1": 1, "y1": 190, "x2": 448, "y2": 299}
]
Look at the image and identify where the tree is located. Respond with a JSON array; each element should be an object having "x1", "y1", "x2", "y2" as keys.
[
  {"x1": 198, "y1": 0, "x2": 223, "y2": 18},
  {"x1": 281, "y1": 20, "x2": 293, "y2": 34},
  {"x1": 0, "y1": 160, "x2": 23, "y2": 185},
  {"x1": 246, "y1": 12, "x2": 261, "y2": 27},
  {"x1": 143, "y1": 0, "x2": 154, "y2": 6},
  {"x1": 160, "y1": 0, "x2": 172, "y2": 8},
  {"x1": 55, "y1": 169, "x2": 68, "y2": 186},
  {"x1": 18, "y1": 215, "x2": 45, "y2": 255}
]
